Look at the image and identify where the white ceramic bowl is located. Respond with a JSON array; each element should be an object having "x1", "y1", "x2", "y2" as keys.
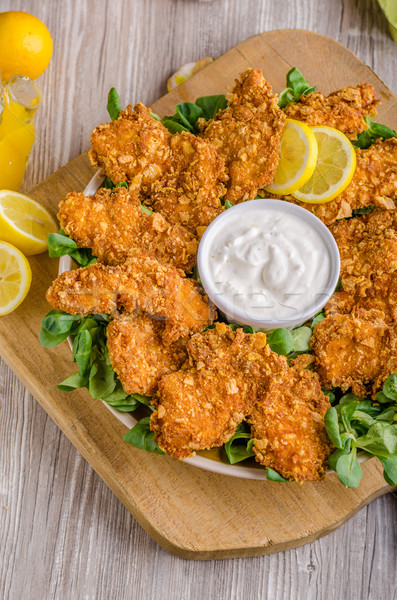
[
  {"x1": 59, "y1": 173, "x2": 364, "y2": 480},
  {"x1": 197, "y1": 199, "x2": 341, "y2": 330}
]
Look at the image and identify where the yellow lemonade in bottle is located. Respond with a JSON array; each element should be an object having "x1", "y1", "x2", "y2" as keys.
[{"x1": 0, "y1": 76, "x2": 41, "y2": 190}]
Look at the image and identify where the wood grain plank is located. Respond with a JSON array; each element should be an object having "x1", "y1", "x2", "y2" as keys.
[
  {"x1": 1, "y1": 28, "x2": 396, "y2": 564},
  {"x1": 1, "y1": 0, "x2": 397, "y2": 598}
]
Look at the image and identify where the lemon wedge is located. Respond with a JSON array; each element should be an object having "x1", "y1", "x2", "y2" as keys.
[
  {"x1": 292, "y1": 126, "x2": 356, "y2": 204},
  {"x1": 0, "y1": 241, "x2": 32, "y2": 316},
  {"x1": 0, "y1": 190, "x2": 57, "y2": 256},
  {"x1": 167, "y1": 57, "x2": 213, "y2": 92},
  {"x1": 264, "y1": 119, "x2": 318, "y2": 195}
]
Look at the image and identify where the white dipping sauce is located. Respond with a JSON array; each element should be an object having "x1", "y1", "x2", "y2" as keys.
[{"x1": 204, "y1": 206, "x2": 332, "y2": 322}]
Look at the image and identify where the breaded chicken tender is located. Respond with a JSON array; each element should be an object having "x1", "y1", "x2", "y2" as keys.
[
  {"x1": 148, "y1": 132, "x2": 227, "y2": 236},
  {"x1": 284, "y1": 83, "x2": 379, "y2": 139},
  {"x1": 311, "y1": 310, "x2": 397, "y2": 397},
  {"x1": 248, "y1": 359, "x2": 332, "y2": 482},
  {"x1": 58, "y1": 187, "x2": 198, "y2": 272},
  {"x1": 46, "y1": 251, "x2": 216, "y2": 343},
  {"x1": 199, "y1": 68, "x2": 286, "y2": 203},
  {"x1": 278, "y1": 138, "x2": 397, "y2": 225},
  {"x1": 89, "y1": 103, "x2": 172, "y2": 194},
  {"x1": 326, "y1": 210, "x2": 397, "y2": 321},
  {"x1": 151, "y1": 323, "x2": 274, "y2": 459},
  {"x1": 107, "y1": 315, "x2": 187, "y2": 396},
  {"x1": 89, "y1": 104, "x2": 227, "y2": 236}
]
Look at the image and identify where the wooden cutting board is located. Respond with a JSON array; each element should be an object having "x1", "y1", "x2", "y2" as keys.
[{"x1": 1, "y1": 30, "x2": 396, "y2": 560}]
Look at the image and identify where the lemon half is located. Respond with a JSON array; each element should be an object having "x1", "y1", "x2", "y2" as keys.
[
  {"x1": 264, "y1": 119, "x2": 318, "y2": 195},
  {"x1": 0, "y1": 190, "x2": 57, "y2": 255},
  {"x1": 292, "y1": 126, "x2": 356, "y2": 204},
  {"x1": 0, "y1": 241, "x2": 32, "y2": 316}
]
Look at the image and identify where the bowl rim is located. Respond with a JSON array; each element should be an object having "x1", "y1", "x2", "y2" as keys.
[
  {"x1": 197, "y1": 199, "x2": 341, "y2": 330},
  {"x1": 58, "y1": 170, "x2": 366, "y2": 481}
]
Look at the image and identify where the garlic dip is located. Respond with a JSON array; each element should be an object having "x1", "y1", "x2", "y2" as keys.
[{"x1": 197, "y1": 200, "x2": 340, "y2": 329}]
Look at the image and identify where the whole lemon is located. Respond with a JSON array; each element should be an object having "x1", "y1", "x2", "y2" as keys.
[{"x1": 0, "y1": 11, "x2": 53, "y2": 81}]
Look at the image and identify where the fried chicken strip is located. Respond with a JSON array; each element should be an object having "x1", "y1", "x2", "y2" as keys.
[
  {"x1": 248, "y1": 358, "x2": 332, "y2": 482},
  {"x1": 107, "y1": 315, "x2": 187, "y2": 396},
  {"x1": 148, "y1": 132, "x2": 227, "y2": 236},
  {"x1": 89, "y1": 103, "x2": 227, "y2": 236},
  {"x1": 151, "y1": 323, "x2": 332, "y2": 480},
  {"x1": 200, "y1": 68, "x2": 286, "y2": 203},
  {"x1": 46, "y1": 251, "x2": 216, "y2": 343},
  {"x1": 58, "y1": 187, "x2": 198, "y2": 272},
  {"x1": 89, "y1": 102, "x2": 172, "y2": 194},
  {"x1": 311, "y1": 309, "x2": 397, "y2": 397},
  {"x1": 277, "y1": 138, "x2": 397, "y2": 225},
  {"x1": 284, "y1": 83, "x2": 379, "y2": 139},
  {"x1": 151, "y1": 322, "x2": 274, "y2": 459},
  {"x1": 326, "y1": 209, "x2": 397, "y2": 321}
]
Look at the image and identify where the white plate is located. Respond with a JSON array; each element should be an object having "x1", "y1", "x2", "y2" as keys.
[{"x1": 58, "y1": 171, "x2": 366, "y2": 480}]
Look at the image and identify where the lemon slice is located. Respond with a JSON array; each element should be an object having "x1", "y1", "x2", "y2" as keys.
[
  {"x1": 0, "y1": 241, "x2": 32, "y2": 316},
  {"x1": 264, "y1": 119, "x2": 318, "y2": 195},
  {"x1": 292, "y1": 126, "x2": 356, "y2": 204},
  {"x1": 167, "y1": 57, "x2": 213, "y2": 92},
  {"x1": 0, "y1": 190, "x2": 57, "y2": 256}
]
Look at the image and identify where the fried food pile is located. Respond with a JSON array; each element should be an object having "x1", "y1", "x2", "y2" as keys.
[
  {"x1": 311, "y1": 210, "x2": 397, "y2": 398},
  {"x1": 46, "y1": 66, "x2": 397, "y2": 482},
  {"x1": 287, "y1": 138, "x2": 397, "y2": 224},
  {"x1": 284, "y1": 83, "x2": 379, "y2": 139},
  {"x1": 151, "y1": 323, "x2": 332, "y2": 482}
]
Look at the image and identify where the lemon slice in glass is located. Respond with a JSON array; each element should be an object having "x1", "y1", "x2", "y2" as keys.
[
  {"x1": 0, "y1": 190, "x2": 57, "y2": 255},
  {"x1": 264, "y1": 119, "x2": 318, "y2": 195},
  {"x1": 292, "y1": 126, "x2": 356, "y2": 204},
  {"x1": 0, "y1": 241, "x2": 32, "y2": 316}
]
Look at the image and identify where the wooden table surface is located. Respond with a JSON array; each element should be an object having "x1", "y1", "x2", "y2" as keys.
[{"x1": 1, "y1": 1, "x2": 396, "y2": 598}]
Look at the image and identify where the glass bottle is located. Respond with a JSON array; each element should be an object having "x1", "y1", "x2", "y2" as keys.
[{"x1": 0, "y1": 75, "x2": 41, "y2": 190}]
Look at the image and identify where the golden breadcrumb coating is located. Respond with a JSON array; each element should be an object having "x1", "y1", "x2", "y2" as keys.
[
  {"x1": 89, "y1": 104, "x2": 227, "y2": 236},
  {"x1": 107, "y1": 315, "x2": 187, "y2": 396},
  {"x1": 151, "y1": 322, "x2": 332, "y2": 481},
  {"x1": 311, "y1": 309, "x2": 397, "y2": 397},
  {"x1": 326, "y1": 210, "x2": 397, "y2": 321},
  {"x1": 46, "y1": 251, "x2": 216, "y2": 343},
  {"x1": 58, "y1": 187, "x2": 198, "y2": 272},
  {"x1": 275, "y1": 138, "x2": 397, "y2": 225},
  {"x1": 248, "y1": 359, "x2": 332, "y2": 482},
  {"x1": 148, "y1": 132, "x2": 227, "y2": 236},
  {"x1": 151, "y1": 323, "x2": 274, "y2": 459},
  {"x1": 284, "y1": 83, "x2": 379, "y2": 139},
  {"x1": 200, "y1": 68, "x2": 286, "y2": 203},
  {"x1": 89, "y1": 102, "x2": 172, "y2": 194}
]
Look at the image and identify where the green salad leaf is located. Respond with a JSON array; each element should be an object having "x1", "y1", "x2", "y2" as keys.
[
  {"x1": 107, "y1": 87, "x2": 122, "y2": 121},
  {"x1": 195, "y1": 94, "x2": 228, "y2": 119},
  {"x1": 123, "y1": 417, "x2": 165, "y2": 454},
  {"x1": 266, "y1": 328, "x2": 294, "y2": 356},
  {"x1": 48, "y1": 230, "x2": 96, "y2": 267},
  {"x1": 311, "y1": 310, "x2": 325, "y2": 329},
  {"x1": 325, "y1": 381, "x2": 397, "y2": 488},
  {"x1": 161, "y1": 94, "x2": 227, "y2": 135},
  {"x1": 353, "y1": 117, "x2": 396, "y2": 149},
  {"x1": 336, "y1": 449, "x2": 363, "y2": 488},
  {"x1": 224, "y1": 424, "x2": 255, "y2": 464},
  {"x1": 383, "y1": 373, "x2": 397, "y2": 401},
  {"x1": 291, "y1": 326, "x2": 312, "y2": 352},
  {"x1": 266, "y1": 468, "x2": 288, "y2": 482},
  {"x1": 40, "y1": 310, "x2": 151, "y2": 414},
  {"x1": 278, "y1": 67, "x2": 317, "y2": 109},
  {"x1": 351, "y1": 206, "x2": 377, "y2": 217}
]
